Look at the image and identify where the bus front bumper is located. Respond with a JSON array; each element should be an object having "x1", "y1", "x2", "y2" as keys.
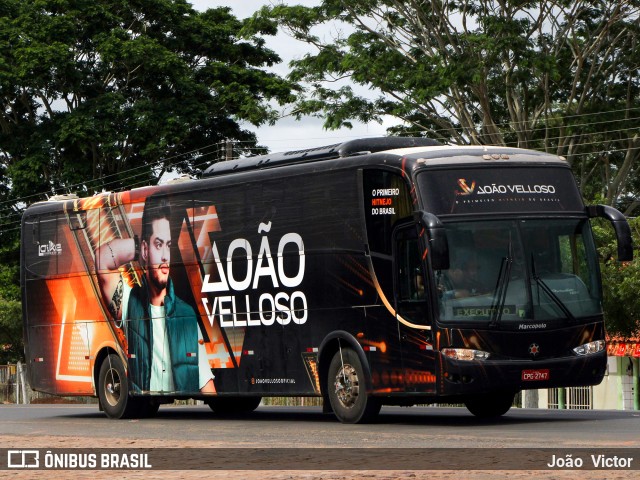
[{"x1": 440, "y1": 350, "x2": 607, "y2": 396}]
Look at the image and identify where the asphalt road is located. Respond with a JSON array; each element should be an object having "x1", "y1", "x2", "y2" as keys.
[{"x1": 1, "y1": 404, "x2": 638, "y2": 449}]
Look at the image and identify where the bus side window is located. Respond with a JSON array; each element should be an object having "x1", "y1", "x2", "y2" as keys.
[
  {"x1": 25, "y1": 213, "x2": 61, "y2": 277},
  {"x1": 395, "y1": 229, "x2": 425, "y2": 301},
  {"x1": 68, "y1": 210, "x2": 87, "y2": 231},
  {"x1": 31, "y1": 218, "x2": 39, "y2": 244}
]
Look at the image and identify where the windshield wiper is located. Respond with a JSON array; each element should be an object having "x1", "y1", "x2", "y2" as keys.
[
  {"x1": 489, "y1": 240, "x2": 513, "y2": 328},
  {"x1": 530, "y1": 255, "x2": 576, "y2": 324}
]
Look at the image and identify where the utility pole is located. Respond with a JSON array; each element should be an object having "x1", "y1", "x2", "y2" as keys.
[
  {"x1": 634, "y1": 357, "x2": 639, "y2": 411},
  {"x1": 225, "y1": 140, "x2": 233, "y2": 161},
  {"x1": 15, "y1": 362, "x2": 29, "y2": 405},
  {"x1": 558, "y1": 387, "x2": 566, "y2": 409}
]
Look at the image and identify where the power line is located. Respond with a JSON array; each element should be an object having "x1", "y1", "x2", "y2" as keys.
[
  {"x1": 0, "y1": 140, "x2": 233, "y2": 208},
  {"x1": 1, "y1": 109, "x2": 639, "y2": 209},
  {"x1": 2, "y1": 141, "x2": 640, "y2": 236}
]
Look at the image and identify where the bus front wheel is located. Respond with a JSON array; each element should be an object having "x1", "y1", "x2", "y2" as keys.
[
  {"x1": 465, "y1": 391, "x2": 515, "y2": 418},
  {"x1": 98, "y1": 353, "x2": 139, "y2": 419},
  {"x1": 327, "y1": 347, "x2": 380, "y2": 424}
]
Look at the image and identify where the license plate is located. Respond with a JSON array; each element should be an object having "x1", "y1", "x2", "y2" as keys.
[{"x1": 522, "y1": 369, "x2": 550, "y2": 381}]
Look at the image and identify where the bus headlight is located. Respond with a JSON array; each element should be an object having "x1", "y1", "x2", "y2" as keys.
[
  {"x1": 441, "y1": 348, "x2": 490, "y2": 361},
  {"x1": 573, "y1": 340, "x2": 605, "y2": 356}
]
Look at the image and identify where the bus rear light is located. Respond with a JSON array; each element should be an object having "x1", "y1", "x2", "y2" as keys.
[
  {"x1": 441, "y1": 348, "x2": 490, "y2": 361},
  {"x1": 573, "y1": 340, "x2": 605, "y2": 356}
]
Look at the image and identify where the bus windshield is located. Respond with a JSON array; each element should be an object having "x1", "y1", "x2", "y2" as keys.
[{"x1": 435, "y1": 219, "x2": 602, "y2": 327}]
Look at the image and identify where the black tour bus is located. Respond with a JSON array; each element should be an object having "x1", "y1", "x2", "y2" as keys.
[{"x1": 21, "y1": 137, "x2": 632, "y2": 422}]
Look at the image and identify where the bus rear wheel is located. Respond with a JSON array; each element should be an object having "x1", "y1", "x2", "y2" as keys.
[
  {"x1": 465, "y1": 391, "x2": 515, "y2": 418},
  {"x1": 206, "y1": 396, "x2": 262, "y2": 414},
  {"x1": 98, "y1": 353, "x2": 140, "y2": 419},
  {"x1": 327, "y1": 347, "x2": 380, "y2": 424}
]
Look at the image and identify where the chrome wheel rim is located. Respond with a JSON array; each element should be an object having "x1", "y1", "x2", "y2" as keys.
[
  {"x1": 334, "y1": 364, "x2": 359, "y2": 408},
  {"x1": 104, "y1": 367, "x2": 121, "y2": 407}
]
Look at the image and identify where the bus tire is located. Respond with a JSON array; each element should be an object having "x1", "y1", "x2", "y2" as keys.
[
  {"x1": 206, "y1": 396, "x2": 262, "y2": 414},
  {"x1": 465, "y1": 391, "x2": 515, "y2": 418},
  {"x1": 98, "y1": 353, "x2": 139, "y2": 419},
  {"x1": 327, "y1": 347, "x2": 380, "y2": 424}
]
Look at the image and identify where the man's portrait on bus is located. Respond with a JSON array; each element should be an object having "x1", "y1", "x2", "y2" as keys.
[{"x1": 96, "y1": 195, "x2": 215, "y2": 394}]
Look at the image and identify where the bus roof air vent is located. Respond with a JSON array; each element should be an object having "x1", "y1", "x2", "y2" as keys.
[
  {"x1": 160, "y1": 174, "x2": 194, "y2": 185},
  {"x1": 47, "y1": 194, "x2": 79, "y2": 202},
  {"x1": 203, "y1": 137, "x2": 442, "y2": 177}
]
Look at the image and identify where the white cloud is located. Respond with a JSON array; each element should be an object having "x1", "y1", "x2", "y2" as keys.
[{"x1": 189, "y1": 0, "x2": 396, "y2": 153}]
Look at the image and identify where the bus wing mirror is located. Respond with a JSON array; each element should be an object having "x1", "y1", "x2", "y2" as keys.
[
  {"x1": 414, "y1": 211, "x2": 450, "y2": 270},
  {"x1": 586, "y1": 205, "x2": 633, "y2": 261}
]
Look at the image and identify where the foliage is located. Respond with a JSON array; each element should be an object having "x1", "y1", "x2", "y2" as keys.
[
  {"x1": 0, "y1": 295, "x2": 22, "y2": 363},
  {"x1": 592, "y1": 217, "x2": 640, "y2": 337},
  {"x1": 264, "y1": 0, "x2": 640, "y2": 334},
  {"x1": 264, "y1": 0, "x2": 640, "y2": 212},
  {"x1": 0, "y1": 233, "x2": 20, "y2": 361},
  {"x1": 0, "y1": 0, "x2": 297, "y2": 360},
  {"x1": 0, "y1": 0, "x2": 297, "y2": 200}
]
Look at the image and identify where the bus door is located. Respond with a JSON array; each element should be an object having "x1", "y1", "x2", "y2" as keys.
[{"x1": 392, "y1": 224, "x2": 437, "y2": 394}]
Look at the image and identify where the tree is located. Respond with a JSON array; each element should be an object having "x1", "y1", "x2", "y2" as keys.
[
  {"x1": 0, "y1": 294, "x2": 22, "y2": 364},
  {"x1": 0, "y1": 0, "x2": 298, "y2": 360},
  {"x1": 263, "y1": 0, "x2": 640, "y2": 335},
  {"x1": 0, "y1": 0, "x2": 297, "y2": 201},
  {"x1": 0, "y1": 232, "x2": 20, "y2": 363},
  {"x1": 593, "y1": 217, "x2": 640, "y2": 338},
  {"x1": 265, "y1": 0, "x2": 640, "y2": 212}
]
